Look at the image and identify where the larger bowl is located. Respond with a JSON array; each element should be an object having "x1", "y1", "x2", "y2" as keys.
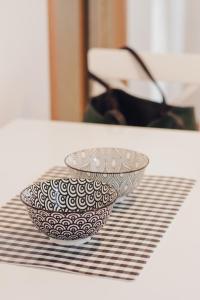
[
  {"x1": 20, "y1": 178, "x2": 117, "y2": 245},
  {"x1": 65, "y1": 148, "x2": 149, "y2": 200}
]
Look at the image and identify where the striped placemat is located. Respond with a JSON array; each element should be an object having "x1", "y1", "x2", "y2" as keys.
[{"x1": 0, "y1": 166, "x2": 195, "y2": 280}]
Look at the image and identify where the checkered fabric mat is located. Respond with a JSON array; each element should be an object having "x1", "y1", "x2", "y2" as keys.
[{"x1": 0, "y1": 167, "x2": 195, "y2": 280}]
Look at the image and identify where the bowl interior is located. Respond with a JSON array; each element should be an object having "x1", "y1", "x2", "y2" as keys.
[
  {"x1": 65, "y1": 148, "x2": 149, "y2": 173},
  {"x1": 20, "y1": 178, "x2": 117, "y2": 213}
]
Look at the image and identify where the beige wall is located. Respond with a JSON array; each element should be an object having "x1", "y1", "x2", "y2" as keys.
[{"x1": 0, "y1": 0, "x2": 50, "y2": 127}]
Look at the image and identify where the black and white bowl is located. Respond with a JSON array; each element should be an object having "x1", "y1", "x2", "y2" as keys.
[
  {"x1": 20, "y1": 178, "x2": 117, "y2": 245},
  {"x1": 65, "y1": 147, "x2": 149, "y2": 201}
]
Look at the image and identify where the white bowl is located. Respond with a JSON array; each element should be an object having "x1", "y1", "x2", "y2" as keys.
[{"x1": 65, "y1": 148, "x2": 149, "y2": 200}]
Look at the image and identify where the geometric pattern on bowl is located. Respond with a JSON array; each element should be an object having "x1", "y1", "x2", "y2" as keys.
[
  {"x1": 21, "y1": 178, "x2": 118, "y2": 213},
  {"x1": 26, "y1": 204, "x2": 113, "y2": 241},
  {"x1": 65, "y1": 148, "x2": 149, "y2": 198},
  {"x1": 20, "y1": 178, "x2": 118, "y2": 241}
]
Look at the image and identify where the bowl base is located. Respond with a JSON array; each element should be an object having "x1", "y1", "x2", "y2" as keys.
[
  {"x1": 116, "y1": 195, "x2": 128, "y2": 203},
  {"x1": 50, "y1": 236, "x2": 91, "y2": 246}
]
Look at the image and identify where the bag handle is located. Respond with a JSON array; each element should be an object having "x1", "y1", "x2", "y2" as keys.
[
  {"x1": 121, "y1": 46, "x2": 166, "y2": 105},
  {"x1": 89, "y1": 46, "x2": 167, "y2": 105},
  {"x1": 88, "y1": 71, "x2": 110, "y2": 90}
]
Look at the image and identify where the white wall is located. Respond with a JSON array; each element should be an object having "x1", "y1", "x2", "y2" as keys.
[
  {"x1": 127, "y1": 0, "x2": 187, "y2": 52},
  {"x1": 126, "y1": 0, "x2": 200, "y2": 111},
  {"x1": 0, "y1": 0, "x2": 50, "y2": 127}
]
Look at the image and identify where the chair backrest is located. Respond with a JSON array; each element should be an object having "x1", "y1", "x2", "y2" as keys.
[{"x1": 88, "y1": 48, "x2": 200, "y2": 84}]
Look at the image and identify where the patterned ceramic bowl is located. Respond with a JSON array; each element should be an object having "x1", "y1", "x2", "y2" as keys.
[
  {"x1": 65, "y1": 148, "x2": 149, "y2": 200},
  {"x1": 20, "y1": 178, "x2": 117, "y2": 245}
]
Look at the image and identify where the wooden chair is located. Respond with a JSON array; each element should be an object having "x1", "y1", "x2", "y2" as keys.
[{"x1": 88, "y1": 48, "x2": 200, "y2": 123}]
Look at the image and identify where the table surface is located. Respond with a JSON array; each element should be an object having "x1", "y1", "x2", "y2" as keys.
[{"x1": 0, "y1": 119, "x2": 200, "y2": 300}]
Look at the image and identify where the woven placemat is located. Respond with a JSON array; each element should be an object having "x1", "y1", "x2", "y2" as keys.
[{"x1": 0, "y1": 166, "x2": 195, "y2": 280}]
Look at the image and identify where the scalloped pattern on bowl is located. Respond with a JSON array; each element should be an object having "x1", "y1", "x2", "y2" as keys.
[
  {"x1": 26, "y1": 204, "x2": 113, "y2": 241},
  {"x1": 21, "y1": 178, "x2": 117, "y2": 213}
]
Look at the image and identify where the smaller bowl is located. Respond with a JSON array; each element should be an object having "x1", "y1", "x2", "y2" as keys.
[
  {"x1": 65, "y1": 147, "x2": 149, "y2": 200},
  {"x1": 20, "y1": 178, "x2": 117, "y2": 245}
]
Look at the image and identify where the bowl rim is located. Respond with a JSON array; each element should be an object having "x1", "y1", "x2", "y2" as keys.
[
  {"x1": 20, "y1": 177, "x2": 118, "y2": 213},
  {"x1": 64, "y1": 147, "x2": 149, "y2": 174}
]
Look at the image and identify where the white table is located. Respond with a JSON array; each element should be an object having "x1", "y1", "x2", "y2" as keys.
[{"x1": 0, "y1": 119, "x2": 200, "y2": 300}]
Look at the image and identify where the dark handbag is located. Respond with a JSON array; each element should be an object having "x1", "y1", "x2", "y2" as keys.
[{"x1": 84, "y1": 47, "x2": 197, "y2": 130}]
